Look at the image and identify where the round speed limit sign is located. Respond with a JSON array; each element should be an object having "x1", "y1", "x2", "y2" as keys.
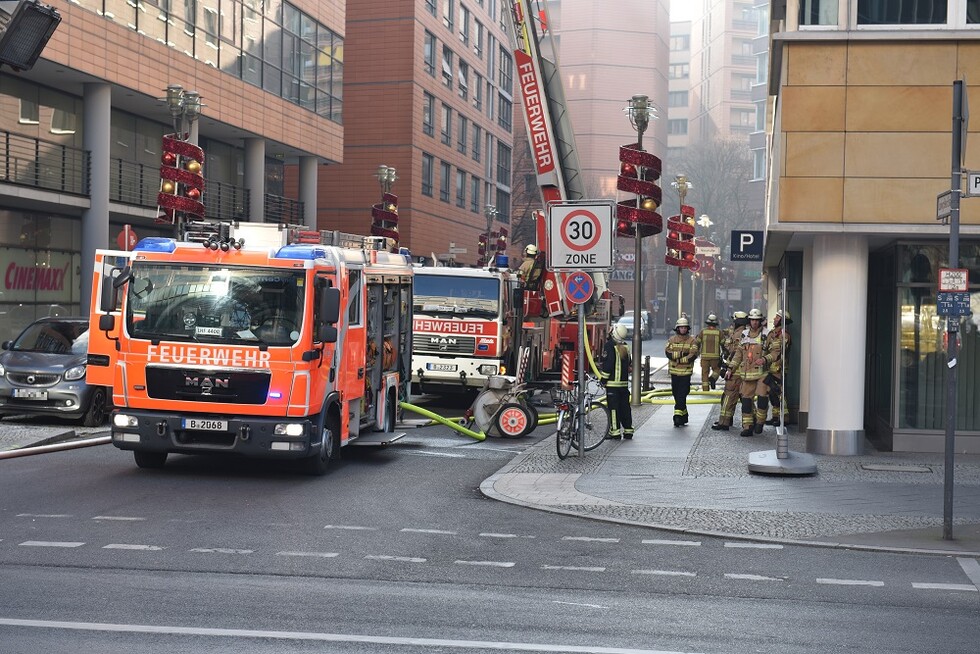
[{"x1": 548, "y1": 203, "x2": 613, "y2": 270}]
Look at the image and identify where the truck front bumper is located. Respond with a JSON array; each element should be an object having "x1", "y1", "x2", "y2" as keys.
[{"x1": 109, "y1": 409, "x2": 319, "y2": 459}]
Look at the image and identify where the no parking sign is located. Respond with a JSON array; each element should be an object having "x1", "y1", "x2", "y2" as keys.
[{"x1": 548, "y1": 202, "x2": 614, "y2": 271}]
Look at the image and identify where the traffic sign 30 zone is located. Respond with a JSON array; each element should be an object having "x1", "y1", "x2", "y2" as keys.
[{"x1": 548, "y1": 203, "x2": 613, "y2": 270}]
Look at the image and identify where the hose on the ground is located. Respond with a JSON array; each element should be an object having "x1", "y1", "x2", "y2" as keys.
[{"x1": 399, "y1": 402, "x2": 486, "y2": 441}]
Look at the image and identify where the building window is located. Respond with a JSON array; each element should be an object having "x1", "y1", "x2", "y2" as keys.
[
  {"x1": 426, "y1": 0, "x2": 436, "y2": 16},
  {"x1": 422, "y1": 153, "x2": 434, "y2": 196},
  {"x1": 440, "y1": 161, "x2": 451, "y2": 202},
  {"x1": 472, "y1": 124, "x2": 482, "y2": 161},
  {"x1": 495, "y1": 189, "x2": 510, "y2": 223},
  {"x1": 857, "y1": 0, "x2": 980, "y2": 26},
  {"x1": 497, "y1": 94, "x2": 513, "y2": 131},
  {"x1": 668, "y1": 91, "x2": 688, "y2": 108},
  {"x1": 752, "y1": 149, "x2": 766, "y2": 181},
  {"x1": 442, "y1": 45, "x2": 454, "y2": 87},
  {"x1": 669, "y1": 34, "x2": 689, "y2": 50},
  {"x1": 473, "y1": 73, "x2": 484, "y2": 110},
  {"x1": 423, "y1": 92, "x2": 435, "y2": 136},
  {"x1": 458, "y1": 61, "x2": 470, "y2": 99},
  {"x1": 424, "y1": 31, "x2": 436, "y2": 76},
  {"x1": 458, "y1": 115, "x2": 469, "y2": 153},
  {"x1": 456, "y1": 169, "x2": 467, "y2": 207},
  {"x1": 460, "y1": 4, "x2": 471, "y2": 44},
  {"x1": 474, "y1": 20, "x2": 484, "y2": 58},
  {"x1": 441, "y1": 103, "x2": 452, "y2": 145},
  {"x1": 668, "y1": 119, "x2": 688, "y2": 135},
  {"x1": 470, "y1": 175, "x2": 480, "y2": 212},
  {"x1": 496, "y1": 142, "x2": 511, "y2": 185},
  {"x1": 669, "y1": 64, "x2": 689, "y2": 79},
  {"x1": 443, "y1": 0, "x2": 455, "y2": 31},
  {"x1": 498, "y1": 47, "x2": 513, "y2": 94}
]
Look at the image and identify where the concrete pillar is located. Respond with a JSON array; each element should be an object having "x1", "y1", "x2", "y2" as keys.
[
  {"x1": 80, "y1": 83, "x2": 111, "y2": 315},
  {"x1": 806, "y1": 233, "x2": 868, "y2": 455},
  {"x1": 245, "y1": 138, "x2": 265, "y2": 222},
  {"x1": 799, "y1": 243, "x2": 813, "y2": 427},
  {"x1": 299, "y1": 156, "x2": 318, "y2": 231}
]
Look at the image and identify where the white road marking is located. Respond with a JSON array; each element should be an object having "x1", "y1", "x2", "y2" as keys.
[
  {"x1": 0, "y1": 617, "x2": 704, "y2": 653},
  {"x1": 399, "y1": 450, "x2": 468, "y2": 458},
  {"x1": 189, "y1": 548, "x2": 253, "y2": 555},
  {"x1": 103, "y1": 544, "x2": 165, "y2": 551},
  {"x1": 17, "y1": 514, "x2": 70, "y2": 518},
  {"x1": 542, "y1": 565, "x2": 606, "y2": 572},
  {"x1": 92, "y1": 516, "x2": 146, "y2": 521},
  {"x1": 912, "y1": 583, "x2": 978, "y2": 592},
  {"x1": 480, "y1": 532, "x2": 536, "y2": 539},
  {"x1": 725, "y1": 573, "x2": 785, "y2": 582},
  {"x1": 276, "y1": 551, "x2": 340, "y2": 558},
  {"x1": 400, "y1": 528, "x2": 457, "y2": 535},
  {"x1": 553, "y1": 601, "x2": 609, "y2": 609},
  {"x1": 364, "y1": 555, "x2": 426, "y2": 563},
  {"x1": 324, "y1": 525, "x2": 376, "y2": 531},
  {"x1": 642, "y1": 539, "x2": 701, "y2": 547},
  {"x1": 19, "y1": 541, "x2": 84, "y2": 548},
  {"x1": 723, "y1": 542, "x2": 783, "y2": 549},
  {"x1": 562, "y1": 536, "x2": 620, "y2": 543},
  {"x1": 455, "y1": 560, "x2": 516, "y2": 568},
  {"x1": 816, "y1": 578, "x2": 884, "y2": 587},
  {"x1": 957, "y1": 557, "x2": 980, "y2": 590},
  {"x1": 632, "y1": 570, "x2": 697, "y2": 578}
]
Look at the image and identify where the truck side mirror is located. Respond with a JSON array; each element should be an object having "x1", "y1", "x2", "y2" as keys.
[
  {"x1": 99, "y1": 314, "x2": 115, "y2": 331},
  {"x1": 320, "y1": 286, "x2": 341, "y2": 324}
]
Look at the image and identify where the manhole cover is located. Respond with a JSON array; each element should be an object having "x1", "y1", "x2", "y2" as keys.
[{"x1": 861, "y1": 464, "x2": 932, "y2": 473}]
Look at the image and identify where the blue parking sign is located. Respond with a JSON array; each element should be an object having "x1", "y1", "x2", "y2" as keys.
[{"x1": 731, "y1": 230, "x2": 764, "y2": 261}]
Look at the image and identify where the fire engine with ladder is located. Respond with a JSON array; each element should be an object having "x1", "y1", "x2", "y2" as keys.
[
  {"x1": 459, "y1": 0, "x2": 621, "y2": 437},
  {"x1": 87, "y1": 221, "x2": 414, "y2": 475}
]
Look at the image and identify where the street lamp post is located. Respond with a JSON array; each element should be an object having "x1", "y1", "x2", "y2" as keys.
[
  {"x1": 670, "y1": 174, "x2": 693, "y2": 322},
  {"x1": 624, "y1": 94, "x2": 653, "y2": 406},
  {"x1": 163, "y1": 85, "x2": 203, "y2": 144},
  {"x1": 375, "y1": 164, "x2": 397, "y2": 194}
]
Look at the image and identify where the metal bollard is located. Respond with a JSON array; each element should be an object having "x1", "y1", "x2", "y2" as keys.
[{"x1": 642, "y1": 356, "x2": 652, "y2": 392}]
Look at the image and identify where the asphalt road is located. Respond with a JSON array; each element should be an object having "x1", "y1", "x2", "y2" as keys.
[{"x1": 1, "y1": 413, "x2": 978, "y2": 653}]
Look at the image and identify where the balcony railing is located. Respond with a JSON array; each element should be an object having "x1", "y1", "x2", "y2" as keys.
[
  {"x1": 206, "y1": 180, "x2": 249, "y2": 222},
  {"x1": 264, "y1": 193, "x2": 304, "y2": 225},
  {"x1": 0, "y1": 131, "x2": 89, "y2": 195}
]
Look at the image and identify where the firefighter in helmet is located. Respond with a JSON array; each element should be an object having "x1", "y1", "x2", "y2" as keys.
[
  {"x1": 517, "y1": 244, "x2": 543, "y2": 290},
  {"x1": 665, "y1": 316, "x2": 699, "y2": 427},
  {"x1": 712, "y1": 310, "x2": 748, "y2": 431},
  {"x1": 727, "y1": 308, "x2": 769, "y2": 436},
  {"x1": 600, "y1": 323, "x2": 633, "y2": 439},
  {"x1": 765, "y1": 309, "x2": 793, "y2": 425},
  {"x1": 694, "y1": 313, "x2": 722, "y2": 391}
]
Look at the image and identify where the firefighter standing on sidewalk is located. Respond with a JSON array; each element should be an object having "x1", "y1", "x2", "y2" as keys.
[
  {"x1": 600, "y1": 323, "x2": 633, "y2": 439},
  {"x1": 666, "y1": 317, "x2": 699, "y2": 427},
  {"x1": 727, "y1": 308, "x2": 770, "y2": 437},
  {"x1": 712, "y1": 310, "x2": 748, "y2": 431},
  {"x1": 694, "y1": 313, "x2": 723, "y2": 390},
  {"x1": 765, "y1": 309, "x2": 793, "y2": 425}
]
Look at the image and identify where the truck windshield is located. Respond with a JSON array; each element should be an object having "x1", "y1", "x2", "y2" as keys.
[
  {"x1": 413, "y1": 274, "x2": 500, "y2": 318},
  {"x1": 125, "y1": 264, "x2": 305, "y2": 346}
]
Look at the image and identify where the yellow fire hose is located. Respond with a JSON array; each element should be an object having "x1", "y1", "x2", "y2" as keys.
[{"x1": 399, "y1": 402, "x2": 486, "y2": 441}]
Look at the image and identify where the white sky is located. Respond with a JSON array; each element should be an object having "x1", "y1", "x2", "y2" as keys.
[{"x1": 671, "y1": 0, "x2": 694, "y2": 22}]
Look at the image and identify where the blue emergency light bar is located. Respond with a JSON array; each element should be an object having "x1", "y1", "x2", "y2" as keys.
[{"x1": 134, "y1": 237, "x2": 177, "y2": 253}]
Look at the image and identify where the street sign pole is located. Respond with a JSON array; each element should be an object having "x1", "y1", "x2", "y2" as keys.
[{"x1": 943, "y1": 80, "x2": 967, "y2": 541}]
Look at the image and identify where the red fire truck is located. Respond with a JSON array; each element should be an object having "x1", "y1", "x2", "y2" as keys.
[{"x1": 87, "y1": 221, "x2": 413, "y2": 475}]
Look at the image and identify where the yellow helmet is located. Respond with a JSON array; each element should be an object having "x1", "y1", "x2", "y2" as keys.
[{"x1": 524, "y1": 244, "x2": 538, "y2": 257}]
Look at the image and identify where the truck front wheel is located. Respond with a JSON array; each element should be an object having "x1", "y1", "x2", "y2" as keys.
[
  {"x1": 303, "y1": 414, "x2": 339, "y2": 476},
  {"x1": 134, "y1": 450, "x2": 167, "y2": 469}
]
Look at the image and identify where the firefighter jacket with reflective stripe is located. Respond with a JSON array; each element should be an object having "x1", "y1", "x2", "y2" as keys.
[
  {"x1": 600, "y1": 340, "x2": 631, "y2": 387},
  {"x1": 666, "y1": 334, "x2": 699, "y2": 376},
  {"x1": 695, "y1": 327, "x2": 722, "y2": 361},
  {"x1": 730, "y1": 326, "x2": 769, "y2": 381},
  {"x1": 765, "y1": 327, "x2": 791, "y2": 375},
  {"x1": 721, "y1": 324, "x2": 741, "y2": 364}
]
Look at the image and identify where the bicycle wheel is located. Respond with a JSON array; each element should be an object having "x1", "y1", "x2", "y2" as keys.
[
  {"x1": 581, "y1": 402, "x2": 611, "y2": 451},
  {"x1": 556, "y1": 408, "x2": 573, "y2": 459}
]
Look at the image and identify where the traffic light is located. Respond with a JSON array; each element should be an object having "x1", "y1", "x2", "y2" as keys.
[
  {"x1": 156, "y1": 134, "x2": 205, "y2": 225},
  {"x1": 0, "y1": 0, "x2": 61, "y2": 72},
  {"x1": 616, "y1": 144, "x2": 663, "y2": 238},
  {"x1": 665, "y1": 204, "x2": 696, "y2": 269}
]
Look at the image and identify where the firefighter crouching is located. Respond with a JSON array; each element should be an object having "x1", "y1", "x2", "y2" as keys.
[
  {"x1": 765, "y1": 309, "x2": 793, "y2": 426},
  {"x1": 727, "y1": 308, "x2": 769, "y2": 437},
  {"x1": 600, "y1": 323, "x2": 633, "y2": 439},
  {"x1": 712, "y1": 310, "x2": 748, "y2": 431},
  {"x1": 694, "y1": 313, "x2": 722, "y2": 391},
  {"x1": 665, "y1": 317, "x2": 699, "y2": 427}
]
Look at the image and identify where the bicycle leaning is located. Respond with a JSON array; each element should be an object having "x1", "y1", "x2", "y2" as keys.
[{"x1": 555, "y1": 375, "x2": 611, "y2": 459}]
